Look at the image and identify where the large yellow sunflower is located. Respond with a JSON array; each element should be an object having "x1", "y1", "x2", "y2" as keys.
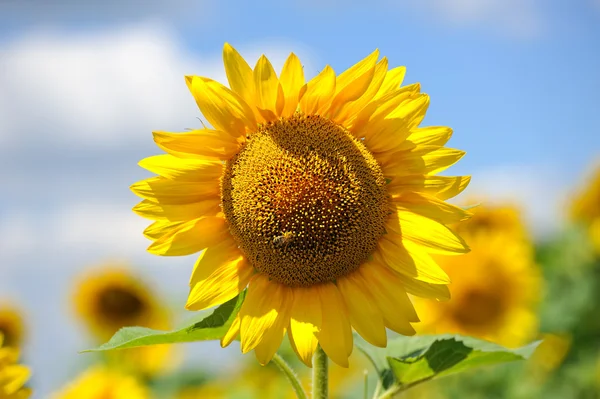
[
  {"x1": 132, "y1": 44, "x2": 471, "y2": 367},
  {"x1": 0, "y1": 305, "x2": 25, "y2": 349},
  {"x1": 570, "y1": 164, "x2": 600, "y2": 252},
  {"x1": 413, "y1": 205, "x2": 540, "y2": 347},
  {"x1": 51, "y1": 367, "x2": 148, "y2": 399},
  {"x1": 0, "y1": 334, "x2": 31, "y2": 399},
  {"x1": 73, "y1": 266, "x2": 175, "y2": 375}
]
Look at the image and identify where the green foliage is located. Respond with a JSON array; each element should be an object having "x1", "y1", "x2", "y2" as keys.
[
  {"x1": 357, "y1": 334, "x2": 539, "y2": 398},
  {"x1": 83, "y1": 292, "x2": 245, "y2": 352}
]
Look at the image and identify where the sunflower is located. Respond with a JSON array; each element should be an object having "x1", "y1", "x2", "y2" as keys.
[
  {"x1": 132, "y1": 44, "x2": 471, "y2": 367},
  {"x1": 454, "y1": 200, "x2": 528, "y2": 240},
  {"x1": 73, "y1": 266, "x2": 174, "y2": 375},
  {"x1": 51, "y1": 367, "x2": 148, "y2": 399},
  {"x1": 413, "y1": 205, "x2": 540, "y2": 347},
  {"x1": 0, "y1": 305, "x2": 25, "y2": 349},
  {"x1": 0, "y1": 334, "x2": 31, "y2": 399},
  {"x1": 570, "y1": 164, "x2": 600, "y2": 252}
]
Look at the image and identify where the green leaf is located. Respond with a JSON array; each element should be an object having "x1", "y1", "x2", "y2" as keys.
[
  {"x1": 83, "y1": 292, "x2": 245, "y2": 352},
  {"x1": 356, "y1": 334, "x2": 540, "y2": 394}
]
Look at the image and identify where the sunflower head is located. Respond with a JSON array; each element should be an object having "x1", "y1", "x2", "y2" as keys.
[
  {"x1": 73, "y1": 266, "x2": 176, "y2": 376},
  {"x1": 132, "y1": 44, "x2": 471, "y2": 367},
  {"x1": 0, "y1": 305, "x2": 25, "y2": 348},
  {"x1": 413, "y1": 204, "x2": 540, "y2": 348},
  {"x1": 455, "y1": 200, "x2": 528, "y2": 240},
  {"x1": 570, "y1": 164, "x2": 600, "y2": 252},
  {"x1": 73, "y1": 266, "x2": 166, "y2": 339},
  {"x1": 0, "y1": 333, "x2": 32, "y2": 399},
  {"x1": 51, "y1": 367, "x2": 149, "y2": 399}
]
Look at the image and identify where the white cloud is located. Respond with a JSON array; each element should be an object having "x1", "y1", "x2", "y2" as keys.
[
  {"x1": 400, "y1": 0, "x2": 544, "y2": 38},
  {"x1": 0, "y1": 23, "x2": 315, "y2": 150}
]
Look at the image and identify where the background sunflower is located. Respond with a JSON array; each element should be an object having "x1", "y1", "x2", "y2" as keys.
[{"x1": 72, "y1": 266, "x2": 176, "y2": 377}]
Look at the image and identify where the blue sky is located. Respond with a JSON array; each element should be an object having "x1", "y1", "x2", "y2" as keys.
[{"x1": 0, "y1": 0, "x2": 599, "y2": 396}]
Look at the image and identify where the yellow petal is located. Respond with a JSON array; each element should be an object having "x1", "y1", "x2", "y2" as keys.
[
  {"x1": 279, "y1": 53, "x2": 305, "y2": 117},
  {"x1": 335, "y1": 57, "x2": 389, "y2": 126},
  {"x1": 387, "y1": 209, "x2": 469, "y2": 255},
  {"x1": 397, "y1": 126, "x2": 454, "y2": 151},
  {"x1": 388, "y1": 175, "x2": 471, "y2": 201},
  {"x1": 186, "y1": 242, "x2": 253, "y2": 311},
  {"x1": 364, "y1": 94, "x2": 430, "y2": 153},
  {"x1": 398, "y1": 273, "x2": 450, "y2": 300},
  {"x1": 147, "y1": 216, "x2": 228, "y2": 256},
  {"x1": 374, "y1": 65, "x2": 407, "y2": 99},
  {"x1": 186, "y1": 76, "x2": 257, "y2": 137},
  {"x1": 254, "y1": 289, "x2": 292, "y2": 365},
  {"x1": 239, "y1": 275, "x2": 286, "y2": 354},
  {"x1": 376, "y1": 236, "x2": 450, "y2": 284},
  {"x1": 350, "y1": 83, "x2": 421, "y2": 137},
  {"x1": 254, "y1": 55, "x2": 280, "y2": 119},
  {"x1": 390, "y1": 193, "x2": 472, "y2": 224},
  {"x1": 289, "y1": 286, "x2": 321, "y2": 367},
  {"x1": 223, "y1": 43, "x2": 255, "y2": 109},
  {"x1": 138, "y1": 154, "x2": 223, "y2": 182},
  {"x1": 299, "y1": 66, "x2": 336, "y2": 115},
  {"x1": 2, "y1": 364, "x2": 30, "y2": 395},
  {"x1": 131, "y1": 176, "x2": 219, "y2": 204},
  {"x1": 333, "y1": 49, "x2": 379, "y2": 99},
  {"x1": 337, "y1": 272, "x2": 387, "y2": 347},
  {"x1": 221, "y1": 314, "x2": 240, "y2": 348},
  {"x1": 152, "y1": 129, "x2": 240, "y2": 160},
  {"x1": 316, "y1": 283, "x2": 352, "y2": 367},
  {"x1": 328, "y1": 50, "x2": 379, "y2": 121},
  {"x1": 380, "y1": 146, "x2": 466, "y2": 177},
  {"x1": 143, "y1": 219, "x2": 184, "y2": 240},
  {"x1": 358, "y1": 261, "x2": 418, "y2": 334},
  {"x1": 133, "y1": 198, "x2": 221, "y2": 222}
]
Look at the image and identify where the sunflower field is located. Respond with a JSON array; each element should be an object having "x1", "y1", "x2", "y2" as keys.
[{"x1": 1, "y1": 2, "x2": 599, "y2": 398}]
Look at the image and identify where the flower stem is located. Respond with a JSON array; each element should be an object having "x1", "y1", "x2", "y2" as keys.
[
  {"x1": 312, "y1": 344, "x2": 329, "y2": 399},
  {"x1": 272, "y1": 353, "x2": 308, "y2": 399}
]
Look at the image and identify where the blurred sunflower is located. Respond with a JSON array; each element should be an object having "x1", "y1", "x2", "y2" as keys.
[
  {"x1": 52, "y1": 367, "x2": 148, "y2": 399},
  {"x1": 73, "y1": 266, "x2": 175, "y2": 376},
  {"x1": 414, "y1": 206, "x2": 540, "y2": 347},
  {"x1": 0, "y1": 333, "x2": 31, "y2": 399},
  {"x1": 570, "y1": 165, "x2": 600, "y2": 252},
  {"x1": 132, "y1": 43, "x2": 471, "y2": 367},
  {"x1": 454, "y1": 201, "x2": 528, "y2": 240},
  {"x1": 0, "y1": 305, "x2": 25, "y2": 348}
]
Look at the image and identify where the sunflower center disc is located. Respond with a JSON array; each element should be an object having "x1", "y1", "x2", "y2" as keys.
[
  {"x1": 98, "y1": 287, "x2": 145, "y2": 321},
  {"x1": 222, "y1": 114, "x2": 388, "y2": 287}
]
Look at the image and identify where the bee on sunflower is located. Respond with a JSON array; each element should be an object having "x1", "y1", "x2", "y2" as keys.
[{"x1": 132, "y1": 44, "x2": 471, "y2": 367}]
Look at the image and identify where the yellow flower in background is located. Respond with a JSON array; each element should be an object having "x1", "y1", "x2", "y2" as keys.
[
  {"x1": 528, "y1": 333, "x2": 571, "y2": 381},
  {"x1": 52, "y1": 367, "x2": 149, "y2": 399},
  {"x1": 570, "y1": 164, "x2": 600, "y2": 252},
  {"x1": 454, "y1": 201, "x2": 528, "y2": 240},
  {"x1": 414, "y1": 205, "x2": 541, "y2": 348},
  {"x1": 132, "y1": 43, "x2": 471, "y2": 367},
  {"x1": 0, "y1": 305, "x2": 25, "y2": 348},
  {"x1": 73, "y1": 266, "x2": 175, "y2": 376},
  {"x1": 0, "y1": 334, "x2": 31, "y2": 399}
]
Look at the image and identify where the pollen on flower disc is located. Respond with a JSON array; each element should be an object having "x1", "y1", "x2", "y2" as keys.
[{"x1": 221, "y1": 114, "x2": 388, "y2": 287}]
